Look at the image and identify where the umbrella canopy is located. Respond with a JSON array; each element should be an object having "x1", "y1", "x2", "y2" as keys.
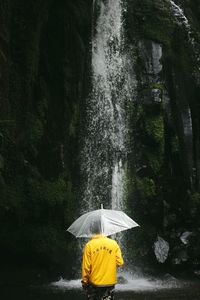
[{"x1": 67, "y1": 207, "x2": 139, "y2": 237}]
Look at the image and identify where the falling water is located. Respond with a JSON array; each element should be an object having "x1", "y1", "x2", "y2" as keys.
[
  {"x1": 170, "y1": 0, "x2": 200, "y2": 69},
  {"x1": 81, "y1": 0, "x2": 134, "y2": 212},
  {"x1": 170, "y1": 0, "x2": 191, "y2": 29}
]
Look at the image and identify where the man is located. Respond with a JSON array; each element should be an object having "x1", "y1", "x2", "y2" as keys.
[{"x1": 81, "y1": 227, "x2": 124, "y2": 300}]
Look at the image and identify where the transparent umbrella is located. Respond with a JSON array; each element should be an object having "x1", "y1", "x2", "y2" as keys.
[{"x1": 67, "y1": 205, "x2": 139, "y2": 238}]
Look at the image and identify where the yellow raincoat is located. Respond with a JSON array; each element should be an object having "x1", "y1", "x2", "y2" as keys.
[{"x1": 82, "y1": 234, "x2": 124, "y2": 286}]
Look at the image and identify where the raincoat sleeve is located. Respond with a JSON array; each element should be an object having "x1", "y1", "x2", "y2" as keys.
[
  {"x1": 116, "y1": 244, "x2": 124, "y2": 267},
  {"x1": 82, "y1": 243, "x2": 91, "y2": 285}
]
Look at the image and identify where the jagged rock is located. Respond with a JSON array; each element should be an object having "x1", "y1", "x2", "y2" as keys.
[
  {"x1": 151, "y1": 88, "x2": 162, "y2": 103},
  {"x1": 138, "y1": 40, "x2": 162, "y2": 76},
  {"x1": 180, "y1": 231, "x2": 193, "y2": 245},
  {"x1": 153, "y1": 236, "x2": 169, "y2": 263}
]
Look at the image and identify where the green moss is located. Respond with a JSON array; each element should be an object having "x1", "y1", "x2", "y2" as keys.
[
  {"x1": 145, "y1": 115, "x2": 164, "y2": 146},
  {"x1": 25, "y1": 177, "x2": 76, "y2": 224},
  {"x1": 136, "y1": 177, "x2": 156, "y2": 199},
  {"x1": 191, "y1": 192, "x2": 200, "y2": 206},
  {"x1": 144, "y1": 150, "x2": 163, "y2": 173},
  {"x1": 126, "y1": 0, "x2": 176, "y2": 47},
  {"x1": 135, "y1": 104, "x2": 165, "y2": 175},
  {"x1": 0, "y1": 175, "x2": 77, "y2": 267},
  {"x1": 150, "y1": 83, "x2": 165, "y2": 90}
]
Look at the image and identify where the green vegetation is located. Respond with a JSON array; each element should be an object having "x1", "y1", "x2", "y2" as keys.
[
  {"x1": 136, "y1": 177, "x2": 156, "y2": 200},
  {"x1": 145, "y1": 115, "x2": 164, "y2": 145},
  {"x1": 126, "y1": 0, "x2": 176, "y2": 47},
  {"x1": 0, "y1": 177, "x2": 77, "y2": 269}
]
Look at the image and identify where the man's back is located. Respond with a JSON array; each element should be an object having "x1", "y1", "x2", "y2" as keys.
[{"x1": 82, "y1": 234, "x2": 123, "y2": 286}]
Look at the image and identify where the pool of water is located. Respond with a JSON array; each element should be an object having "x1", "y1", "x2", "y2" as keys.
[{"x1": 1, "y1": 274, "x2": 200, "y2": 300}]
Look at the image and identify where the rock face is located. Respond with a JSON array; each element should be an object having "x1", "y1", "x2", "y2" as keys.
[
  {"x1": 0, "y1": 0, "x2": 200, "y2": 277},
  {"x1": 0, "y1": 0, "x2": 92, "y2": 277},
  {"x1": 126, "y1": 0, "x2": 200, "y2": 272}
]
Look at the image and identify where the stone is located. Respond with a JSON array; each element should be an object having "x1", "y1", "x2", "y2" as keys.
[
  {"x1": 180, "y1": 231, "x2": 193, "y2": 245},
  {"x1": 138, "y1": 40, "x2": 162, "y2": 76},
  {"x1": 151, "y1": 88, "x2": 162, "y2": 103},
  {"x1": 153, "y1": 236, "x2": 169, "y2": 263}
]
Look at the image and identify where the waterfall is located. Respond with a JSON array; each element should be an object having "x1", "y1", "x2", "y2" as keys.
[
  {"x1": 170, "y1": 0, "x2": 200, "y2": 68},
  {"x1": 81, "y1": 0, "x2": 134, "y2": 212},
  {"x1": 170, "y1": 0, "x2": 191, "y2": 29}
]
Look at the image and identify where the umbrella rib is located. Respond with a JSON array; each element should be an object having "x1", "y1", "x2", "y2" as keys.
[
  {"x1": 100, "y1": 207, "x2": 104, "y2": 234},
  {"x1": 76, "y1": 213, "x2": 91, "y2": 237}
]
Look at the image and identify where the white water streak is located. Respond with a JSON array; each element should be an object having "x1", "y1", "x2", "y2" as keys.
[
  {"x1": 182, "y1": 108, "x2": 193, "y2": 137},
  {"x1": 111, "y1": 159, "x2": 125, "y2": 210},
  {"x1": 170, "y1": 0, "x2": 190, "y2": 28},
  {"x1": 170, "y1": 0, "x2": 200, "y2": 66}
]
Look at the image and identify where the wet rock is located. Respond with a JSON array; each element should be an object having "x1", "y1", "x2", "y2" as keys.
[
  {"x1": 163, "y1": 273, "x2": 177, "y2": 281},
  {"x1": 151, "y1": 88, "x2": 162, "y2": 103},
  {"x1": 172, "y1": 249, "x2": 189, "y2": 265},
  {"x1": 194, "y1": 270, "x2": 200, "y2": 276},
  {"x1": 138, "y1": 40, "x2": 162, "y2": 76},
  {"x1": 153, "y1": 236, "x2": 169, "y2": 263},
  {"x1": 151, "y1": 42, "x2": 163, "y2": 75},
  {"x1": 180, "y1": 231, "x2": 193, "y2": 245},
  {"x1": 172, "y1": 257, "x2": 182, "y2": 265}
]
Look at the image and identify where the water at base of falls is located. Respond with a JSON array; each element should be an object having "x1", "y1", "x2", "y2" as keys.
[
  {"x1": 51, "y1": 272, "x2": 182, "y2": 291},
  {"x1": 2, "y1": 279, "x2": 200, "y2": 300}
]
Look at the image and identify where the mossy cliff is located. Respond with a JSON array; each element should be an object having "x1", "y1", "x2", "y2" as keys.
[
  {"x1": 0, "y1": 0, "x2": 92, "y2": 281},
  {"x1": 0, "y1": 0, "x2": 200, "y2": 280},
  {"x1": 126, "y1": 0, "x2": 200, "y2": 274}
]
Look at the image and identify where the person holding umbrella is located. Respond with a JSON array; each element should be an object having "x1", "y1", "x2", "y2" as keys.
[
  {"x1": 67, "y1": 205, "x2": 139, "y2": 299},
  {"x1": 81, "y1": 220, "x2": 124, "y2": 299}
]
